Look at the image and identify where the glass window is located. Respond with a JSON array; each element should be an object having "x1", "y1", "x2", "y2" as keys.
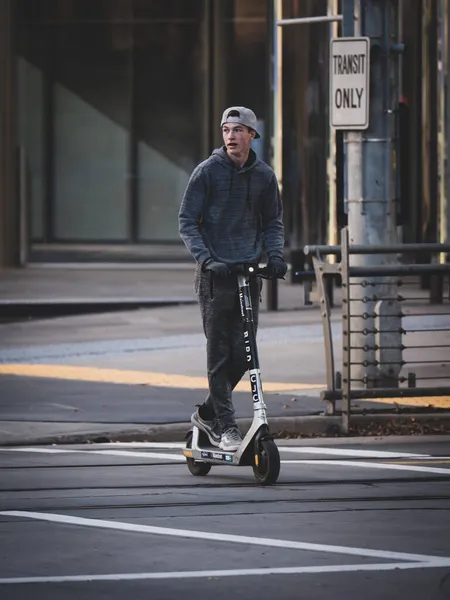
[
  {"x1": 17, "y1": 0, "x2": 208, "y2": 245},
  {"x1": 134, "y1": 2, "x2": 206, "y2": 241},
  {"x1": 52, "y1": 20, "x2": 132, "y2": 240},
  {"x1": 17, "y1": 1, "x2": 273, "y2": 248},
  {"x1": 17, "y1": 0, "x2": 133, "y2": 242}
]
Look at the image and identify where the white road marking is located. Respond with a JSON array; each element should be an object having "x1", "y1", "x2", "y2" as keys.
[
  {"x1": 280, "y1": 459, "x2": 450, "y2": 475},
  {"x1": 279, "y1": 447, "x2": 428, "y2": 458},
  {"x1": 78, "y1": 443, "x2": 431, "y2": 459},
  {"x1": 2, "y1": 560, "x2": 450, "y2": 584},
  {"x1": 87, "y1": 449, "x2": 186, "y2": 461},
  {"x1": 50, "y1": 403, "x2": 80, "y2": 411},
  {"x1": 0, "y1": 511, "x2": 446, "y2": 563},
  {"x1": 1, "y1": 447, "x2": 449, "y2": 474},
  {"x1": 0, "y1": 447, "x2": 185, "y2": 461},
  {"x1": 0, "y1": 448, "x2": 76, "y2": 454},
  {"x1": 90, "y1": 442, "x2": 186, "y2": 449},
  {"x1": 0, "y1": 443, "x2": 431, "y2": 460}
]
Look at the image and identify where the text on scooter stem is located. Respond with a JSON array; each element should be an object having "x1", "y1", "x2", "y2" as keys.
[
  {"x1": 250, "y1": 372, "x2": 261, "y2": 402},
  {"x1": 244, "y1": 329, "x2": 252, "y2": 362}
]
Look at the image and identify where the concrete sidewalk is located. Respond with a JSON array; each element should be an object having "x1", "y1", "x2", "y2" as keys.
[
  {"x1": 0, "y1": 265, "x2": 307, "y2": 319},
  {"x1": 1, "y1": 266, "x2": 450, "y2": 446}
]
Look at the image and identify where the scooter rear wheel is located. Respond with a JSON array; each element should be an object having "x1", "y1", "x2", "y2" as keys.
[
  {"x1": 185, "y1": 432, "x2": 212, "y2": 476},
  {"x1": 253, "y1": 439, "x2": 280, "y2": 485}
]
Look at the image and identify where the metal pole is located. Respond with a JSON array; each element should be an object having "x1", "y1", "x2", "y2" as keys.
[
  {"x1": 273, "y1": 0, "x2": 283, "y2": 196},
  {"x1": 341, "y1": 227, "x2": 351, "y2": 433},
  {"x1": 267, "y1": 0, "x2": 283, "y2": 311},
  {"x1": 438, "y1": 0, "x2": 448, "y2": 264},
  {"x1": 305, "y1": 242, "x2": 450, "y2": 255},
  {"x1": 446, "y1": 0, "x2": 450, "y2": 260},
  {"x1": 343, "y1": 0, "x2": 402, "y2": 388},
  {"x1": 277, "y1": 15, "x2": 342, "y2": 26},
  {"x1": 327, "y1": 0, "x2": 339, "y2": 260}
]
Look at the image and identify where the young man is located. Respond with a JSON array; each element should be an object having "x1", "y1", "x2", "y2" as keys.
[{"x1": 178, "y1": 106, "x2": 286, "y2": 452}]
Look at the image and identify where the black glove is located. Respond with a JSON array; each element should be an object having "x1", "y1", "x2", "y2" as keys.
[
  {"x1": 203, "y1": 260, "x2": 231, "y2": 278},
  {"x1": 267, "y1": 256, "x2": 287, "y2": 278}
]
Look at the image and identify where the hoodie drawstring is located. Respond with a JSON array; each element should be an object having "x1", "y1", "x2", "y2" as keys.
[{"x1": 246, "y1": 172, "x2": 251, "y2": 209}]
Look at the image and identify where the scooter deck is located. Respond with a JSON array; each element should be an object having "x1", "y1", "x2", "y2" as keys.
[
  {"x1": 184, "y1": 428, "x2": 253, "y2": 466},
  {"x1": 186, "y1": 447, "x2": 236, "y2": 465}
]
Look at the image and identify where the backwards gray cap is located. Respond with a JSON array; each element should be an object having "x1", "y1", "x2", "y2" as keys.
[{"x1": 220, "y1": 106, "x2": 261, "y2": 138}]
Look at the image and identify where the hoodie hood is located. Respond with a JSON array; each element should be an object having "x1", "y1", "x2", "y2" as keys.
[{"x1": 211, "y1": 146, "x2": 260, "y2": 173}]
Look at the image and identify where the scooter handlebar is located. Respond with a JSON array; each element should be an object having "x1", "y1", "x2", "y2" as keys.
[{"x1": 231, "y1": 264, "x2": 284, "y2": 279}]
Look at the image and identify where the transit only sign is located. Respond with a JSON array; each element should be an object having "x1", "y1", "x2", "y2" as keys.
[{"x1": 330, "y1": 37, "x2": 370, "y2": 130}]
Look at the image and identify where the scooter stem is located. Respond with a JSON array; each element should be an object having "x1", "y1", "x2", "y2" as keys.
[{"x1": 237, "y1": 271, "x2": 268, "y2": 423}]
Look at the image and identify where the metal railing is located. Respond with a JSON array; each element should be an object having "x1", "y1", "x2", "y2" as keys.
[{"x1": 303, "y1": 227, "x2": 450, "y2": 432}]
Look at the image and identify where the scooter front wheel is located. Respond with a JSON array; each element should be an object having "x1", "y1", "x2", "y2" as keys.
[
  {"x1": 253, "y1": 439, "x2": 280, "y2": 485},
  {"x1": 185, "y1": 431, "x2": 212, "y2": 476}
]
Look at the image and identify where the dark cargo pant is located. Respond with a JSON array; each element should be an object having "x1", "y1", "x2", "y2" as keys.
[{"x1": 195, "y1": 265, "x2": 262, "y2": 432}]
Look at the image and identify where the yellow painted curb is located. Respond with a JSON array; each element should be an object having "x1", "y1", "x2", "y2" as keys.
[
  {"x1": 0, "y1": 363, "x2": 324, "y2": 393},
  {"x1": 359, "y1": 396, "x2": 450, "y2": 409}
]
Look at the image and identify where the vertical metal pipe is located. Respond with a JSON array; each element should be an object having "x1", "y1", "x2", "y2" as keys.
[
  {"x1": 345, "y1": 0, "x2": 367, "y2": 384},
  {"x1": 446, "y1": 0, "x2": 450, "y2": 252},
  {"x1": 273, "y1": 0, "x2": 283, "y2": 195},
  {"x1": 437, "y1": 0, "x2": 448, "y2": 263},
  {"x1": 266, "y1": 0, "x2": 283, "y2": 311},
  {"x1": 327, "y1": 0, "x2": 339, "y2": 262},
  {"x1": 341, "y1": 226, "x2": 351, "y2": 434},
  {"x1": 421, "y1": 0, "x2": 431, "y2": 246},
  {"x1": 396, "y1": 0, "x2": 403, "y2": 244}
]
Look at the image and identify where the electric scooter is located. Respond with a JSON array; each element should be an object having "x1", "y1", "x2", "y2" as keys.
[{"x1": 184, "y1": 264, "x2": 281, "y2": 485}]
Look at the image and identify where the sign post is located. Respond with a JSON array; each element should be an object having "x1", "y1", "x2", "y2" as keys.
[
  {"x1": 333, "y1": 0, "x2": 401, "y2": 400},
  {"x1": 330, "y1": 37, "x2": 370, "y2": 130}
]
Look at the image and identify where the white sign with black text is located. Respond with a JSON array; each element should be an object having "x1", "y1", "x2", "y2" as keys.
[{"x1": 330, "y1": 37, "x2": 370, "y2": 130}]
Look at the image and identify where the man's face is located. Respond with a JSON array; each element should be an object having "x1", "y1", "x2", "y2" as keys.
[{"x1": 222, "y1": 122, "x2": 255, "y2": 158}]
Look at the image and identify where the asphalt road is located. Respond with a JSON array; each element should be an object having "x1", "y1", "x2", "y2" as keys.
[{"x1": 1, "y1": 438, "x2": 450, "y2": 599}]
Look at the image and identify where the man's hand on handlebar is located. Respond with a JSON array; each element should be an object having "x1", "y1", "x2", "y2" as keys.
[
  {"x1": 232, "y1": 262, "x2": 286, "y2": 279},
  {"x1": 203, "y1": 259, "x2": 231, "y2": 278},
  {"x1": 267, "y1": 256, "x2": 288, "y2": 279}
]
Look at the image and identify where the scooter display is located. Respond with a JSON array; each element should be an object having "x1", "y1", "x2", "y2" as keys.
[{"x1": 184, "y1": 264, "x2": 281, "y2": 485}]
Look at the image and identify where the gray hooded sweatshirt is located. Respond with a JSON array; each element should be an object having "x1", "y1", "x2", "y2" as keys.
[{"x1": 178, "y1": 147, "x2": 284, "y2": 265}]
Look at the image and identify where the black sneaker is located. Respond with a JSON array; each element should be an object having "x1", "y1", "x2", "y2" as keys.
[{"x1": 191, "y1": 408, "x2": 221, "y2": 447}]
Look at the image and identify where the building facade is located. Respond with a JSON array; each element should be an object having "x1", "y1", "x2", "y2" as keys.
[{"x1": 0, "y1": 0, "x2": 448, "y2": 265}]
